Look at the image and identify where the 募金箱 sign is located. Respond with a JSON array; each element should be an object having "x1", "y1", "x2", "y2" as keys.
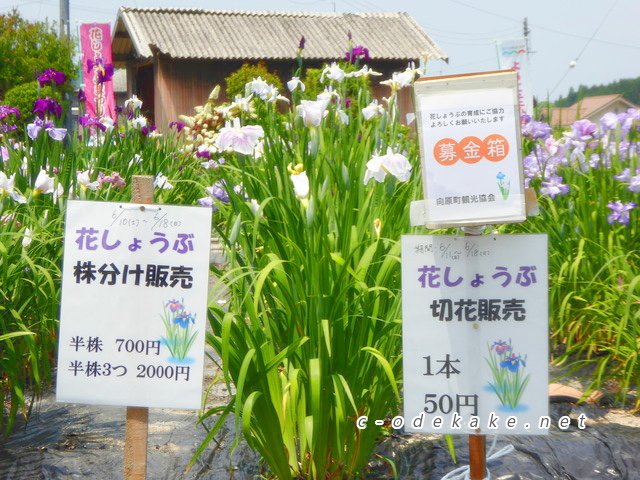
[{"x1": 413, "y1": 70, "x2": 526, "y2": 228}]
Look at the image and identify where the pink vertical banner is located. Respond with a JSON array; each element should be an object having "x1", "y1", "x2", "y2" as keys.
[{"x1": 80, "y1": 24, "x2": 116, "y2": 120}]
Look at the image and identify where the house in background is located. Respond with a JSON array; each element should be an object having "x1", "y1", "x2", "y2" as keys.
[
  {"x1": 549, "y1": 94, "x2": 638, "y2": 127},
  {"x1": 112, "y1": 7, "x2": 447, "y2": 128}
]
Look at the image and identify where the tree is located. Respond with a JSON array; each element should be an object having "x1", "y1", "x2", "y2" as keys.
[{"x1": 0, "y1": 9, "x2": 76, "y2": 99}]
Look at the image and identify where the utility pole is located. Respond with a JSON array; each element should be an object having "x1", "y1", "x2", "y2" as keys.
[
  {"x1": 523, "y1": 18, "x2": 530, "y2": 60},
  {"x1": 60, "y1": 0, "x2": 72, "y2": 134},
  {"x1": 60, "y1": 0, "x2": 70, "y2": 40}
]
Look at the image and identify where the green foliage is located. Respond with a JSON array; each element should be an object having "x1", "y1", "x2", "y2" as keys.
[
  {"x1": 225, "y1": 62, "x2": 284, "y2": 99},
  {"x1": 0, "y1": 206, "x2": 63, "y2": 436},
  {"x1": 0, "y1": 107, "x2": 206, "y2": 435},
  {"x1": 0, "y1": 9, "x2": 76, "y2": 98},
  {"x1": 302, "y1": 62, "x2": 370, "y2": 114},
  {"x1": 301, "y1": 67, "x2": 323, "y2": 99},
  {"x1": 193, "y1": 78, "x2": 420, "y2": 478},
  {"x1": 3, "y1": 81, "x2": 64, "y2": 131},
  {"x1": 554, "y1": 76, "x2": 640, "y2": 107},
  {"x1": 505, "y1": 123, "x2": 639, "y2": 409},
  {"x1": 3, "y1": 82, "x2": 39, "y2": 120}
]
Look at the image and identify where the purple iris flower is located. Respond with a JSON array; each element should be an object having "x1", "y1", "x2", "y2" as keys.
[
  {"x1": 141, "y1": 124, "x2": 156, "y2": 136},
  {"x1": 99, "y1": 172, "x2": 126, "y2": 188},
  {"x1": 198, "y1": 181, "x2": 231, "y2": 208},
  {"x1": 522, "y1": 120, "x2": 551, "y2": 140},
  {"x1": 613, "y1": 168, "x2": 631, "y2": 182},
  {"x1": 607, "y1": 200, "x2": 637, "y2": 225},
  {"x1": 87, "y1": 57, "x2": 114, "y2": 84},
  {"x1": 195, "y1": 149, "x2": 211, "y2": 160},
  {"x1": 345, "y1": 45, "x2": 371, "y2": 64},
  {"x1": 78, "y1": 115, "x2": 107, "y2": 132},
  {"x1": 169, "y1": 121, "x2": 185, "y2": 132},
  {"x1": 628, "y1": 170, "x2": 640, "y2": 193},
  {"x1": 77, "y1": 88, "x2": 87, "y2": 103},
  {"x1": 0, "y1": 125, "x2": 17, "y2": 133},
  {"x1": 210, "y1": 182, "x2": 230, "y2": 202},
  {"x1": 600, "y1": 112, "x2": 618, "y2": 131},
  {"x1": 500, "y1": 354, "x2": 526, "y2": 373},
  {"x1": 32, "y1": 97, "x2": 62, "y2": 119},
  {"x1": 37, "y1": 69, "x2": 66, "y2": 87},
  {"x1": 298, "y1": 36, "x2": 306, "y2": 50},
  {"x1": 27, "y1": 118, "x2": 66, "y2": 141},
  {"x1": 569, "y1": 119, "x2": 597, "y2": 141},
  {"x1": 540, "y1": 174, "x2": 570, "y2": 199},
  {"x1": 0, "y1": 105, "x2": 21, "y2": 121}
]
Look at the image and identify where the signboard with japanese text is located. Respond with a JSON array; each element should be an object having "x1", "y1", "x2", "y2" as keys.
[
  {"x1": 496, "y1": 38, "x2": 534, "y2": 118},
  {"x1": 401, "y1": 234, "x2": 548, "y2": 435},
  {"x1": 56, "y1": 200, "x2": 212, "y2": 409},
  {"x1": 413, "y1": 71, "x2": 526, "y2": 228}
]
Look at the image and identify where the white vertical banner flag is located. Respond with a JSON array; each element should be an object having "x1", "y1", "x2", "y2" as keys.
[{"x1": 496, "y1": 39, "x2": 533, "y2": 118}]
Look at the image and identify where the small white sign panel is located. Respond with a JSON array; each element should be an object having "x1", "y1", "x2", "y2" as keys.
[
  {"x1": 414, "y1": 71, "x2": 526, "y2": 228},
  {"x1": 57, "y1": 200, "x2": 212, "y2": 409},
  {"x1": 402, "y1": 235, "x2": 548, "y2": 435}
]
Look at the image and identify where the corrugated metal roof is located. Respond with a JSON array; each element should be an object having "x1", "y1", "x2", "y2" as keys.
[{"x1": 113, "y1": 8, "x2": 447, "y2": 63}]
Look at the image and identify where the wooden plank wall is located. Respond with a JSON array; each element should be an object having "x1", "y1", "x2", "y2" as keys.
[{"x1": 149, "y1": 58, "x2": 418, "y2": 131}]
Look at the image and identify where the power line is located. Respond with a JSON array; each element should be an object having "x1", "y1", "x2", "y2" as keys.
[
  {"x1": 549, "y1": 0, "x2": 620, "y2": 96},
  {"x1": 450, "y1": 0, "x2": 640, "y2": 51}
]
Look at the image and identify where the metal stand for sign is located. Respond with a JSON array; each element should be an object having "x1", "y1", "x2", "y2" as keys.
[{"x1": 124, "y1": 175, "x2": 154, "y2": 480}]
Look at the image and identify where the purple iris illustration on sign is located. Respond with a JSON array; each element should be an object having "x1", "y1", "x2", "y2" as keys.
[
  {"x1": 161, "y1": 298, "x2": 198, "y2": 362},
  {"x1": 486, "y1": 339, "x2": 530, "y2": 410}
]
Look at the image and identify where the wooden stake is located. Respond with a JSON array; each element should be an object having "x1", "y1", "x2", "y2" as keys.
[
  {"x1": 124, "y1": 407, "x2": 149, "y2": 479},
  {"x1": 469, "y1": 434, "x2": 486, "y2": 479},
  {"x1": 124, "y1": 175, "x2": 154, "y2": 480}
]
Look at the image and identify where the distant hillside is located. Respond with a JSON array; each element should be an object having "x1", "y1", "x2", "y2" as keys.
[{"x1": 555, "y1": 77, "x2": 640, "y2": 107}]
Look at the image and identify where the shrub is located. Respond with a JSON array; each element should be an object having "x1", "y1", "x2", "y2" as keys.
[
  {"x1": 0, "y1": 9, "x2": 76, "y2": 98},
  {"x1": 225, "y1": 62, "x2": 283, "y2": 99}
]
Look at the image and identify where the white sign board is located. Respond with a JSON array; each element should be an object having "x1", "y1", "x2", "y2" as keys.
[
  {"x1": 414, "y1": 71, "x2": 526, "y2": 228},
  {"x1": 57, "y1": 200, "x2": 212, "y2": 409},
  {"x1": 402, "y1": 235, "x2": 548, "y2": 435}
]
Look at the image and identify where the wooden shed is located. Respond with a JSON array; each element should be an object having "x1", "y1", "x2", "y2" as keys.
[{"x1": 112, "y1": 7, "x2": 447, "y2": 129}]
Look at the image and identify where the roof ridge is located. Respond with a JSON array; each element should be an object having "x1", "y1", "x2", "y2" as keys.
[{"x1": 118, "y1": 7, "x2": 406, "y2": 18}]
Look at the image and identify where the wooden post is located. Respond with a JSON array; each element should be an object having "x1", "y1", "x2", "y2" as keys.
[
  {"x1": 124, "y1": 175, "x2": 154, "y2": 480},
  {"x1": 469, "y1": 434, "x2": 486, "y2": 479},
  {"x1": 124, "y1": 407, "x2": 149, "y2": 479}
]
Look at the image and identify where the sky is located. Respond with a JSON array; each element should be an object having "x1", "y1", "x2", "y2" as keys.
[{"x1": 3, "y1": 0, "x2": 639, "y2": 103}]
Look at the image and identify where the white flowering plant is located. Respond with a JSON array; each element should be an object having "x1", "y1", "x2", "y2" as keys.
[{"x1": 191, "y1": 58, "x2": 425, "y2": 478}]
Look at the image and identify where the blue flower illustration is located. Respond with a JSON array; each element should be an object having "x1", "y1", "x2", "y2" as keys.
[
  {"x1": 173, "y1": 311, "x2": 195, "y2": 328},
  {"x1": 500, "y1": 353, "x2": 526, "y2": 372}
]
